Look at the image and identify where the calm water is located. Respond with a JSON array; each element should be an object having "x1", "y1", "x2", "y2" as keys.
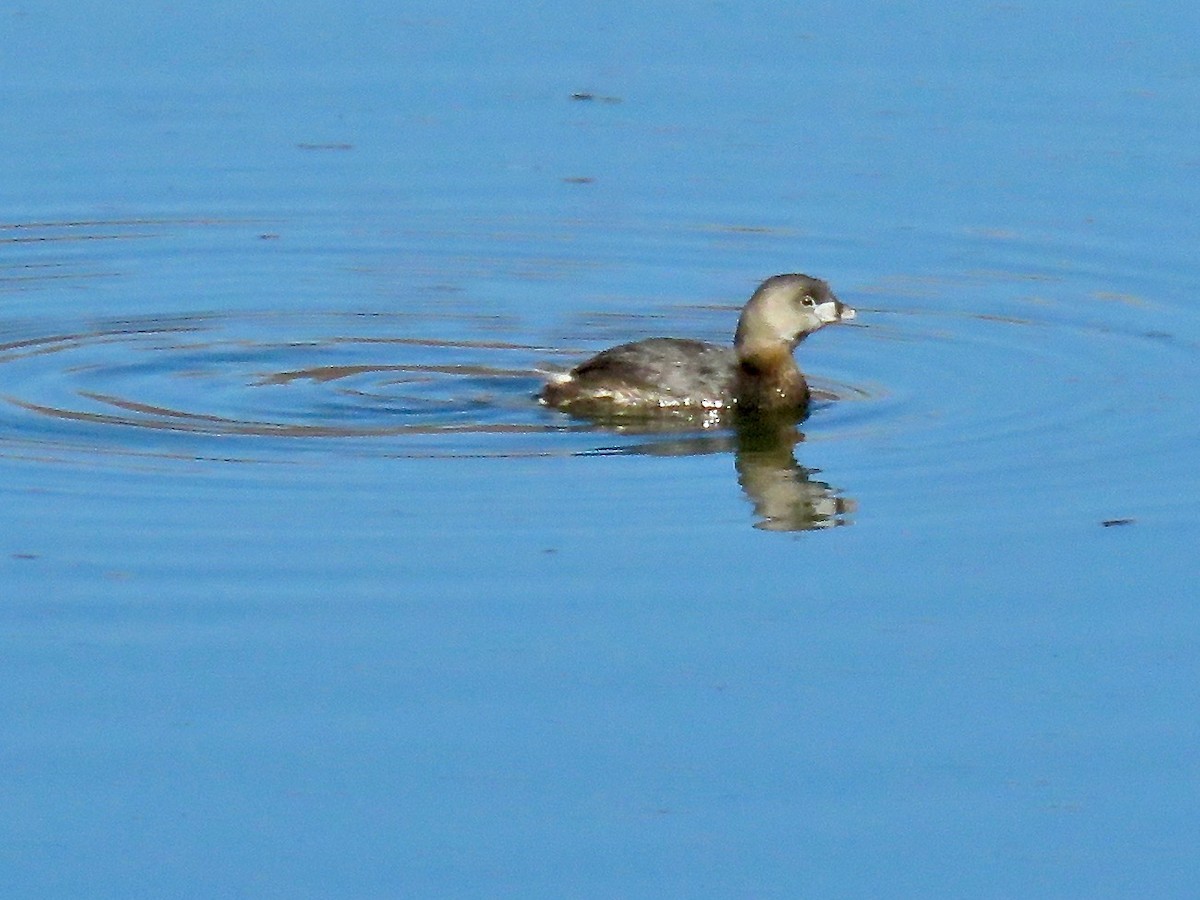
[{"x1": 3, "y1": 2, "x2": 1199, "y2": 896}]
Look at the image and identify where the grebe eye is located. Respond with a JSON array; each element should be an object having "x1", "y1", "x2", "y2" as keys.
[{"x1": 800, "y1": 295, "x2": 816, "y2": 307}]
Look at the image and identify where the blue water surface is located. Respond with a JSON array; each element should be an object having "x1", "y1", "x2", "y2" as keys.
[{"x1": 2, "y1": 1, "x2": 1199, "y2": 896}]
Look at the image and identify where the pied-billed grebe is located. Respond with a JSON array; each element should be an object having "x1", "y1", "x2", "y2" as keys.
[{"x1": 541, "y1": 273, "x2": 855, "y2": 416}]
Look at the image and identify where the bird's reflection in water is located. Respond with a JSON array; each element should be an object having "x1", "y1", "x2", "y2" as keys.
[
  {"x1": 577, "y1": 410, "x2": 854, "y2": 532},
  {"x1": 732, "y1": 414, "x2": 855, "y2": 531}
]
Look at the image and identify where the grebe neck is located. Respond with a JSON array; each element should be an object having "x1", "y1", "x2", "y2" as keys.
[{"x1": 734, "y1": 346, "x2": 809, "y2": 412}]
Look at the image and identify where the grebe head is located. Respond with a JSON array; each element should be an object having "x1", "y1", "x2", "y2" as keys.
[{"x1": 733, "y1": 273, "x2": 856, "y2": 358}]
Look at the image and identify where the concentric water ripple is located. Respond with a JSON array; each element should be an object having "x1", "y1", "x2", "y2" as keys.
[
  {"x1": 0, "y1": 312, "x2": 552, "y2": 461},
  {"x1": 0, "y1": 294, "x2": 1194, "y2": 481},
  {"x1": 0, "y1": 306, "x2": 875, "y2": 464},
  {"x1": 815, "y1": 288, "x2": 1200, "y2": 525}
]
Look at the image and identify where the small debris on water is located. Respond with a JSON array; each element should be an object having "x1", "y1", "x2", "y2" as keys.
[
  {"x1": 1100, "y1": 518, "x2": 1136, "y2": 527},
  {"x1": 570, "y1": 92, "x2": 622, "y2": 104}
]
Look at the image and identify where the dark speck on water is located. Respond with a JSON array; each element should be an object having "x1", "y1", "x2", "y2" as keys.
[{"x1": 570, "y1": 91, "x2": 623, "y2": 103}]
